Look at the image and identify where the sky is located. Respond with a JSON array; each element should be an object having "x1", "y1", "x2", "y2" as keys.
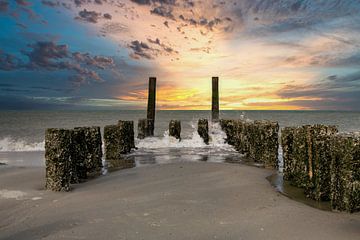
[{"x1": 0, "y1": 0, "x2": 360, "y2": 110}]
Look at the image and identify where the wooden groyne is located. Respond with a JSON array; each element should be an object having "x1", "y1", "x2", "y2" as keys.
[
  {"x1": 43, "y1": 76, "x2": 359, "y2": 213},
  {"x1": 220, "y1": 119, "x2": 279, "y2": 169},
  {"x1": 169, "y1": 120, "x2": 181, "y2": 140},
  {"x1": 198, "y1": 119, "x2": 209, "y2": 145},
  {"x1": 282, "y1": 126, "x2": 359, "y2": 213},
  {"x1": 45, "y1": 127, "x2": 102, "y2": 191}
]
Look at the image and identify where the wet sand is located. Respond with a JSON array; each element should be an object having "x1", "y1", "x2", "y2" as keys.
[{"x1": 0, "y1": 162, "x2": 359, "y2": 240}]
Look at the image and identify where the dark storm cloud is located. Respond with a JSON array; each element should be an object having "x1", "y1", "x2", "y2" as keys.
[{"x1": 0, "y1": 41, "x2": 115, "y2": 86}]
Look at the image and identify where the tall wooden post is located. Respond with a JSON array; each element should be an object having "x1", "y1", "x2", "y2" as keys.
[
  {"x1": 147, "y1": 77, "x2": 156, "y2": 136},
  {"x1": 212, "y1": 76, "x2": 219, "y2": 122}
]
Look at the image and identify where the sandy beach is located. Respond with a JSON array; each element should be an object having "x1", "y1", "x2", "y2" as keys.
[{"x1": 0, "y1": 162, "x2": 359, "y2": 240}]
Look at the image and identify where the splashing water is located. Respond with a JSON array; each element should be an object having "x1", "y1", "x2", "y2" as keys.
[
  {"x1": 129, "y1": 122, "x2": 241, "y2": 167},
  {"x1": 136, "y1": 121, "x2": 235, "y2": 150},
  {"x1": 0, "y1": 137, "x2": 44, "y2": 152}
]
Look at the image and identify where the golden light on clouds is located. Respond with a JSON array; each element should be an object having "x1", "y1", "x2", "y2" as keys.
[{"x1": 66, "y1": 0, "x2": 360, "y2": 110}]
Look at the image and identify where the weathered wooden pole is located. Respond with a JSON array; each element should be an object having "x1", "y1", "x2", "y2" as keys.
[
  {"x1": 147, "y1": 77, "x2": 156, "y2": 136},
  {"x1": 169, "y1": 120, "x2": 181, "y2": 140},
  {"x1": 211, "y1": 76, "x2": 219, "y2": 122}
]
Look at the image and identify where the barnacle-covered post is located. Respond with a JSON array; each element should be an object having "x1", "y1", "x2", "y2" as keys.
[
  {"x1": 45, "y1": 128, "x2": 72, "y2": 192},
  {"x1": 198, "y1": 119, "x2": 210, "y2": 144},
  {"x1": 74, "y1": 126, "x2": 103, "y2": 177},
  {"x1": 169, "y1": 120, "x2": 181, "y2": 140}
]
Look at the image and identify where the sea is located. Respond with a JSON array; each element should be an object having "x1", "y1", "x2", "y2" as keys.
[{"x1": 1, "y1": 110, "x2": 360, "y2": 169}]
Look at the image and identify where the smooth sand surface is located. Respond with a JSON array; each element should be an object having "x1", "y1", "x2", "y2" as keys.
[{"x1": 0, "y1": 162, "x2": 359, "y2": 240}]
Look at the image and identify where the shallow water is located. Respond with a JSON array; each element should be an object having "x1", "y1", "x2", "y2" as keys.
[{"x1": 267, "y1": 173, "x2": 332, "y2": 211}]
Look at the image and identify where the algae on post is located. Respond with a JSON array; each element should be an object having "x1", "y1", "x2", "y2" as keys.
[
  {"x1": 330, "y1": 134, "x2": 360, "y2": 213},
  {"x1": 198, "y1": 119, "x2": 210, "y2": 145},
  {"x1": 169, "y1": 120, "x2": 181, "y2": 140},
  {"x1": 45, "y1": 128, "x2": 72, "y2": 192}
]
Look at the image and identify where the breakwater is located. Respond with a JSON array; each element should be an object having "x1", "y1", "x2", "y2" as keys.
[{"x1": 44, "y1": 118, "x2": 359, "y2": 213}]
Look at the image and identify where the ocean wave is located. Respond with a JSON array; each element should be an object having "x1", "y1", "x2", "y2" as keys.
[{"x1": 0, "y1": 137, "x2": 45, "y2": 152}]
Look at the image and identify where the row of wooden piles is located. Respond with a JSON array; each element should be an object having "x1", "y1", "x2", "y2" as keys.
[
  {"x1": 281, "y1": 125, "x2": 359, "y2": 213},
  {"x1": 45, "y1": 119, "x2": 359, "y2": 213},
  {"x1": 45, "y1": 119, "x2": 183, "y2": 192},
  {"x1": 45, "y1": 127, "x2": 103, "y2": 192},
  {"x1": 45, "y1": 121, "x2": 136, "y2": 192},
  {"x1": 219, "y1": 119, "x2": 279, "y2": 168},
  {"x1": 218, "y1": 120, "x2": 359, "y2": 213}
]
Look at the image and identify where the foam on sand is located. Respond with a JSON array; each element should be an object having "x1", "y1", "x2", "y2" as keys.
[{"x1": 0, "y1": 189, "x2": 27, "y2": 200}]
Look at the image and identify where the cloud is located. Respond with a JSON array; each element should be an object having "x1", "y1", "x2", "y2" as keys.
[
  {"x1": 147, "y1": 38, "x2": 178, "y2": 54},
  {"x1": 72, "y1": 52, "x2": 114, "y2": 69},
  {"x1": 0, "y1": 41, "x2": 115, "y2": 87},
  {"x1": 128, "y1": 40, "x2": 154, "y2": 60},
  {"x1": 0, "y1": 0, "x2": 9, "y2": 12},
  {"x1": 276, "y1": 72, "x2": 360, "y2": 110},
  {"x1": 130, "y1": 0, "x2": 151, "y2": 5},
  {"x1": 103, "y1": 13, "x2": 112, "y2": 19},
  {"x1": 230, "y1": 0, "x2": 360, "y2": 36},
  {"x1": 77, "y1": 9, "x2": 102, "y2": 23},
  {"x1": 0, "y1": 50, "x2": 23, "y2": 71},
  {"x1": 130, "y1": 0, "x2": 176, "y2": 6},
  {"x1": 76, "y1": 8, "x2": 112, "y2": 23},
  {"x1": 25, "y1": 41, "x2": 69, "y2": 69},
  {"x1": 74, "y1": 0, "x2": 88, "y2": 7},
  {"x1": 15, "y1": 0, "x2": 31, "y2": 6},
  {"x1": 150, "y1": 6, "x2": 175, "y2": 20},
  {"x1": 41, "y1": 1, "x2": 59, "y2": 7}
]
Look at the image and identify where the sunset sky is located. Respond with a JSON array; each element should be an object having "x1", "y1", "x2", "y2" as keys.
[{"x1": 1, "y1": 0, "x2": 360, "y2": 110}]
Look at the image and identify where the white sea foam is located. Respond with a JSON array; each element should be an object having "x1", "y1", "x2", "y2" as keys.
[
  {"x1": 0, "y1": 137, "x2": 44, "y2": 152},
  {"x1": 136, "y1": 122, "x2": 236, "y2": 152},
  {"x1": 0, "y1": 189, "x2": 27, "y2": 200}
]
